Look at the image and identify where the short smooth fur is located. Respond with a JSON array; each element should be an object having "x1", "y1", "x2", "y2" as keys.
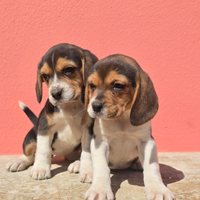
[
  {"x1": 6, "y1": 43, "x2": 98, "y2": 180},
  {"x1": 81, "y1": 54, "x2": 175, "y2": 200}
]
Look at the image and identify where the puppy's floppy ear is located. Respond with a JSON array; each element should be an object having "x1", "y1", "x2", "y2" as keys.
[
  {"x1": 35, "y1": 61, "x2": 43, "y2": 103},
  {"x1": 81, "y1": 50, "x2": 98, "y2": 125},
  {"x1": 81, "y1": 50, "x2": 98, "y2": 121},
  {"x1": 130, "y1": 70, "x2": 158, "y2": 126},
  {"x1": 81, "y1": 82, "x2": 90, "y2": 125},
  {"x1": 82, "y1": 50, "x2": 98, "y2": 85}
]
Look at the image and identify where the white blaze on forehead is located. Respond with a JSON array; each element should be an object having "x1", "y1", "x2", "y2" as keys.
[{"x1": 51, "y1": 74, "x2": 58, "y2": 85}]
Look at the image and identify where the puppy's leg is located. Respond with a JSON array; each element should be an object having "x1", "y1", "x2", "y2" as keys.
[
  {"x1": 79, "y1": 127, "x2": 93, "y2": 183},
  {"x1": 6, "y1": 127, "x2": 36, "y2": 172},
  {"x1": 67, "y1": 143, "x2": 81, "y2": 173},
  {"x1": 30, "y1": 134, "x2": 52, "y2": 180},
  {"x1": 67, "y1": 151, "x2": 81, "y2": 174},
  {"x1": 84, "y1": 136, "x2": 114, "y2": 200},
  {"x1": 138, "y1": 138, "x2": 175, "y2": 200}
]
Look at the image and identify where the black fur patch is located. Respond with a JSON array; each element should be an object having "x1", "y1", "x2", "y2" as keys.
[
  {"x1": 150, "y1": 127, "x2": 154, "y2": 139},
  {"x1": 51, "y1": 132, "x2": 58, "y2": 151},
  {"x1": 74, "y1": 143, "x2": 81, "y2": 151},
  {"x1": 45, "y1": 99, "x2": 60, "y2": 114},
  {"x1": 132, "y1": 156, "x2": 139, "y2": 164},
  {"x1": 89, "y1": 119, "x2": 94, "y2": 136},
  {"x1": 38, "y1": 116, "x2": 49, "y2": 135},
  {"x1": 22, "y1": 106, "x2": 38, "y2": 125},
  {"x1": 81, "y1": 85, "x2": 85, "y2": 103}
]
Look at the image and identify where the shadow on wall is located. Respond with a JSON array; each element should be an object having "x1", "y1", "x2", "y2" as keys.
[{"x1": 111, "y1": 163, "x2": 184, "y2": 196}]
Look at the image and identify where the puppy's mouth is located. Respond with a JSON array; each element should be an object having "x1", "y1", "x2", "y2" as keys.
[
  {"x1": 88, "y1": 106, "x2": 118, "y2": 119},
  {"x1": 91, "y1": 112, "x2": 118, "y2": 120},
  {"x1": 49, "y1": 93, "x2": 79, "y2": 106}
]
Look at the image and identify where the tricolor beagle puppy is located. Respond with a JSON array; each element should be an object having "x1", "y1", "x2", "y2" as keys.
[
  {"x1": 81, "y1": 54, "x2": 175, "y2": 200},
  {"x1": 6, "y1": 43, "x2": 98, "y2": 180}
]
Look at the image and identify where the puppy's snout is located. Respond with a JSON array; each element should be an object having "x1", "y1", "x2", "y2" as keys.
[
  {"x1": 51, "y1": 87, "x2": 63, "y2": 100},
  {"x1": 92, "y1": 101, "x2": 103, "y2": 113}
]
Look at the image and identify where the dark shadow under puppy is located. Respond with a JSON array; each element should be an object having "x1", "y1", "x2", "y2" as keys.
[
  {"x1": 51, "y1": 156, "x2": 72, "y2": 178},
  {"x1": 111, "y1": 164, "x2": 184, "y2": 198}
]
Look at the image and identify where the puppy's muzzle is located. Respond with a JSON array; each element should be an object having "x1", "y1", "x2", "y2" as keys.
[
  {"x1": 51, "y1": 87, "x2": 63, "y2": 100},
  {"x1": 92, "y1": 101, "x2": 103, "y2": 113}
]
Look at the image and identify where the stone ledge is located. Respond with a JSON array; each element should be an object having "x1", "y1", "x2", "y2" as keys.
[{"x1": 0, "y1": 153, "x2": 200, "y2": 200}]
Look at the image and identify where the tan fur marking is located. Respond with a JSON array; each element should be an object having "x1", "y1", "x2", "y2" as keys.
[
  {"x1": 104, "y1": 71, "x2": 129, "y2": 86},
  {"x1": 87, "y1": 72, "x2": 102, "y2": 87},
  {"x1": 81, "y1": 58, "x2": 85, "y2": 81},
  {"x1": 82, "y1": 82, "x2": 89, "y2": 125},
  {"x1": 131, "y1": 69, "x2": 140, "y2": 108},
  {"x1": 40, "y1": 62, "x2": 53, "y2": 75},
  {"x1": 25, "y1": 142, "x2": 36, "y2": 156},
  {"x1": 55, "y1": 57, "x2": 77, "y2": 72}
]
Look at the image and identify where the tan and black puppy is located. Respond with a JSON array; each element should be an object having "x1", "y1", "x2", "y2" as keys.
[
  {"x1": 6, "y1": 43, "x2": 98, "y2": 180},
  {"x1": 81, "y1": 54, "x2": 175, "y2": 200}
]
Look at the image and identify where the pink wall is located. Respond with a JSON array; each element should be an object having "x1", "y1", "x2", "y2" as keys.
[{"x1": 0, "y1": 0, "x2": 200, "y2": 154}]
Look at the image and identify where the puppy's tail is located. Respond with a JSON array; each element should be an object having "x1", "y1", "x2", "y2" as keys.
[{"x1": 19, "y1": 101, "x2": 38, "y2": 125}]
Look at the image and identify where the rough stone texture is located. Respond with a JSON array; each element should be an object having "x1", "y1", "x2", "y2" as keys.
[{"x1": 0, "y1": 153, "x2": 200, "y2": 200}]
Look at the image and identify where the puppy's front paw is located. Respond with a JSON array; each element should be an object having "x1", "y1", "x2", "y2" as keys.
[
  {"x1": 85, "y1": 185, "x2": 114, "y2": 200},
  {"x1": 79, "y1": 170, "x2": 93, "y2": 183},
  {"x1": 79, "y1": 164, "x2": 93, "y2": 183},
  {"x1": 6, "y1": 155, "x2": 34, "y2": 172},
  {"x1": 30, "y1": 164, "x2": 51, "y2": 180},
  {"x1": 68, "y1": 160, "x2": 80, "y2": 173},
  {"x1": 146, "y1": 183, "x2": 175, "y2": 200},
  {"x1": 79, "y1": 160, "x2": 93, "y2": 183}
]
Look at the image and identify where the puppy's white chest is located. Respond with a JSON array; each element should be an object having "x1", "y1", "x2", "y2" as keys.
[
  {"x1": 51, "y1": 106, "x2": 83, "y2": 156},
  {"x1": 94, "y1": 116, "x2": 151, "y2": 169}
]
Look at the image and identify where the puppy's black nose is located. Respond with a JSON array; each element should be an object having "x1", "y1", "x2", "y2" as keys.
[
  {"x1": 92, "y1": 101, "x2": 103, "y2": 113},
  {"x1": 51, "y1": 88, "x2": 62, "y2": 100}
]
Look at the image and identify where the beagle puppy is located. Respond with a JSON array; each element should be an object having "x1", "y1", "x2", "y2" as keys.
[
  {"x1": 6, "y1": 43, "x2": 98, "y2": 180},
  {"x1": 81, "y1": 54, "x2": 175, "y2": 200}
]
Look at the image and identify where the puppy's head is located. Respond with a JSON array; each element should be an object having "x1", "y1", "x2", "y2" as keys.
[
  {"x1": 36, "y1": 43, "x2": 98, "y2": 105},
  {"x1": 83, "y1": 54, "x2": 158, "y2": 126}
]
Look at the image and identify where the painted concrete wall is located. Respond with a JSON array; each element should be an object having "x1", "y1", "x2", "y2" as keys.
[{"x1": 0, "y1": 0, "x2": 200, "y2": 154}]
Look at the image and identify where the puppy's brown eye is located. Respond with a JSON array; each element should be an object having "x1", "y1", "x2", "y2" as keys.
[
  {"x1": 89, "y1": 83, "x2": 96, "y2": 91},
  {"x1": 62, "y1": 67, "x2": 75, "y2": 77},
  {"x1": 113, "y1": 83, "x2": 125, "y2": 92},
  {"x1": 42, "y1": 74, "x2": 50, "y2": 81}
]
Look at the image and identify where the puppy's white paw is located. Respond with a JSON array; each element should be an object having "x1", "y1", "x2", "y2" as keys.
[
  {"x1": 79, "y1": 170, "x2": 93, "y2": 183},
  {"x1": 68, "y1": 160, "x2": 80, "y2": 173},
  {"x1": 85, "y1": 185, "x2": 114, "y2": 200},
  {"x1": 79, "y1": 164, "x2": 93, "y2": 183},
  {"x1": 30, "y1": 164, "x2": 51, "y2": 180},
  {"x1": 146, "y1": 183, "x2": 175, "y2": 200},
  {"x1": 6, "y1": 155, "x2": 34, "y2": 172},
  {"x1": 79, "y1": 160, "x2": 93, "y2": 183}
]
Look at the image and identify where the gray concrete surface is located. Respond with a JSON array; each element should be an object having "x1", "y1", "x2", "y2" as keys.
[{"x1": 0, "y1": 153, "x2": 200, "y2": 200}]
